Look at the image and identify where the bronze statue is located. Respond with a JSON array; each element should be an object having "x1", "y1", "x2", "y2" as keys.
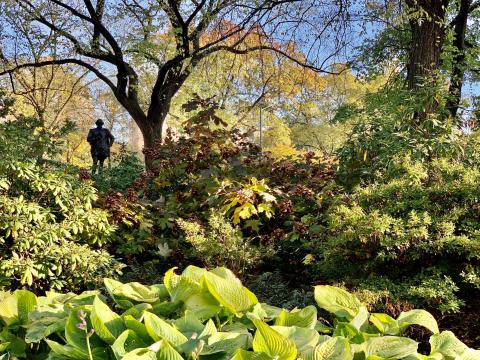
[{"x1": 87, "y1": 119, "x2": 115, "y2": 174}]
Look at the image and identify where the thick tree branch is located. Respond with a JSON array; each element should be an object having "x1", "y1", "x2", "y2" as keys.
[
  {"x1": 0, "y1": 58, "x2": 116, "y2": 91},
  {"x1": 82, "y1": 0, "x2": 124, "y2": 57}
]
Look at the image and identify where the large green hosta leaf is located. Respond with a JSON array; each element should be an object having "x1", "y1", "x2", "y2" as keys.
[
  {"x1": 231, "y1": 349, "x2": 272, "y2": 360},
  {"x1": 369, "y1": 313, "x2": 399, "y2": 335},
  {"x1": 271, "y1": 326, "x2": 319, "y2": 353},
  {"x1": 46, "y1": 339, "x2": 89, "y2": 360},
  {"x1": 90, "y1": 296, "x2": 125, "y2": 344},
  {"x1": 182, "y1": 266, "x2": 208, "y2": 283},
  {"x1": 397, "y1": 310, "x2": 439, "y2": 334},
  {"x1": 143, "y1": 311, "x2": 188, "y2": 346},
  {"x1": 429, "y1": 331, "x2": 468, "y2": 358},
  {"x1": 201, "y1": 269, "x2": 257, "y2": 315},
  {"x1": 363, "y1": 336, "x2": 418, "y2": 359},
  {"x1": 314, "y1": 286, "x2": 361, "y2": 320},
  {"x1": 65, "y1": 291, "x2": 100, "y2": 308},
  {"x1": 64, "y1": 306, "x2": 104, "y2": 353},
  {"x1": 274, "y1": 306, "x2": 317, "y2": 329},
  {"x1": 201, "y1": 331, "x2": 251, "y2": 355},
  {"x1": 111, "y1": 329, "x2": 147, "y2": 359},
  {"x1": 124, "y1": 315, "x2": 151, "y2": 343},
  {"x1": 199, "y1": 319, "x2": 217, "y2": 339},
  {"x1": 164, "y1": 267, "x2": 220, "y2": 319},
  {"x1": 402, "y1": 353, "x2": 443, "y2": 360},
  {"x1": 0, "y1": 329, "x2": 27, "y2": 358},
  {"x1": 0, "y1": 342, "x2": 9, "y2": 353},
  {"x1": 25, "y1": 314, "x2": 67, "y2": 343},
  {"x1": 0, "y1": 289, "x2": 37, "y2": 326},
  {"x1": 457, "y1": 348, "x2": 480, "y2": 360},
  {"x1": 164, "y1": 268, "x2": 203, "y2": 303},
  {"x1": 300, "y1": 336, "x2": 352, "y2": 360},
  {"x1": 122, "y1": 340, "x2": 183, "y2": 360},
  {"x1": 171, "y1": 310, "x2": 204, "y2": 338},
  {"x1": 252, "y1": 319, "x2": 297, "y2": 360},
  {"x1": 104, "y1": 278, "x2": 168, "y2": 309},
  {"x1": 122, "y1": 303, "x2": 153, "y2": 321},
  {"x1": 349, "y1": 305, "x2": 369, "y2": 331},
  {"x1": 46, "y1": 339, "x2": 110, "y2": 360}
]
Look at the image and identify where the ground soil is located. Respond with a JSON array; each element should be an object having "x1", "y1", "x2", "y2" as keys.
[{"x1": 439, "y1": 300, "x2": 480, "y2": 348}]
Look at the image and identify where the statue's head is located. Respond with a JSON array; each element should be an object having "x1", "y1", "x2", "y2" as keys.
[{"x1": 95, "y1": 119, "x2": 104, "y2": 127}]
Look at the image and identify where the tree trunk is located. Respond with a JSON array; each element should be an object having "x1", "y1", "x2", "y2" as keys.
[
  {"x1": 406, "y1": 0, "x2": 448, "y2": 91},
  {"x1": 446, "y1": 0, "x2": 471, "y2": 119},
  {"x1": 136, "y1": 114, "x2": 166, "y2": 170}
]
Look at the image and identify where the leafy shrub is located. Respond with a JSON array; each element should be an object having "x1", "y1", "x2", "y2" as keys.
[
  {"x1": 247, "y1": 271, "x2": 315, "y2": 310},
  {"x1": 314, "y1": 155, "x2": 480, "y2": 313},
  {"x1": 335, "y1": 84, "x2": 463, "y2": 186},
  {"x1": 0, "y1": 265, "x2": 477, "y2": 359},
  {"x1": 177, "y1": 212, "x2": 272, "y2": 275},
  {"x1": 94, "y1": 150, "x2": 144, "y2": 194},
  {"x1": 121, "y1": 96, "x2": 337, "y2": 278},
  {"x1": 0, "y1": 160, "x2": 123, "y2": 292},
  {"x1": 0, "y1": 100, "x2": 75, "y2": 164},
  {"x1": 0, "y1": 99, "x2": 123, "y2": 292}
]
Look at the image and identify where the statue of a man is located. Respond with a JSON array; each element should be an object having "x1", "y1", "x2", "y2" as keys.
[{"x1": 87, "y1": 119, "x2": 115, "y2": 174}]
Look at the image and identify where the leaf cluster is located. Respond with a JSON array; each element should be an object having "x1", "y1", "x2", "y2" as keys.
[
  {"x1": 316, "y1": 155, "x2": 480, "y2": 313},
  {"x1": 1, "y1": 265, "x2": 477, "y2": 359}
]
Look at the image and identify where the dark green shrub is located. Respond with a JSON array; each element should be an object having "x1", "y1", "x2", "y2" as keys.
[
  {"x1": 0, "y1": 159, "x2": 123, "y2": 292},
  {"x1": 248, "y1": 271, "x2": 315, "y2": 310},
  {"x1": 94, "y1": 150, "x2": 144, "y2": 194}
]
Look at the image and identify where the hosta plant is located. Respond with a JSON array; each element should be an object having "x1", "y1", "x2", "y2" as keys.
[{"x1": 0, "y1": 266, "x2": 477, "y2": 359}]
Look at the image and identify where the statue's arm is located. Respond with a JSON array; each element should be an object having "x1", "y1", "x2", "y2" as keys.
[
  {"x1": 108, "y1": 130, "x2": 115, "y2": 146},
  {"x1": 87, "y1": 129, "x2": 94, "y2": 144}
]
